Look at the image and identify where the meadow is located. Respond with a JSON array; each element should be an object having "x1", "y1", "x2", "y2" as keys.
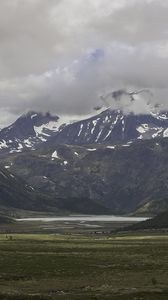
[{"x1": 0, "y1": 231, "x2": 167, "y2": 300}]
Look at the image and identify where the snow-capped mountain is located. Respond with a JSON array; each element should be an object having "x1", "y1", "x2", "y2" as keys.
[
  {"x1": 0, "y1": 111, "x2": 74, "y2": 154},
  {"x1": 1, "y1": 108, "x2": 168, "y2": 154},
  {"x1": 47, "y1": 109, "x2": 168, "y2": 146}
]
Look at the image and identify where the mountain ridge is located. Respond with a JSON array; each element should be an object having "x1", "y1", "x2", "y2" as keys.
[
  {"x1": 1, "y1": 108, "x2": 168, "y2": 155},
  {"x1": 1, "y1": 106, "x2": 168, "y2": 215}
]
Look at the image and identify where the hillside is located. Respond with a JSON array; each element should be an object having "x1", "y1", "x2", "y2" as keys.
[
  {"x1": 0, "y1": 167, "x2": 110, "y2": 214},
  {"x1": 134, "y1": 198, "x2": 168, "y2": 216},
  {"x1": 0, "y1": 213, "x2": 14, "y2": 224},
  {"x1": 128, "y1": 211, "x2": 168, "y2": 230},
  {"x1": 1, "y1": 138, "x2": 168, "y2": 214},
  {"x1": 0, "y1": 167, "x2": 52, "y2": 212}
]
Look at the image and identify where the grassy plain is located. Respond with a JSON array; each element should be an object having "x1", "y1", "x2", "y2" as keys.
[{"x1": 0, "y1": 228, "x2": 167, "y2": 300}]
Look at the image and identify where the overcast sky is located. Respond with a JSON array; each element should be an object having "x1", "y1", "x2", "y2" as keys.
[{"x1": 0, "y1": 0, "x2": 168, "y2": 127}]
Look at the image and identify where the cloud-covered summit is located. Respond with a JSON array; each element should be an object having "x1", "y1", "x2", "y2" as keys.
[{"x1": 0, "y1": 0, "x2": 168, "y2": 126}]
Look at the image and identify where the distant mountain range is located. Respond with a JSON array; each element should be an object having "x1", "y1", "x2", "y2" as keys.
[
  {"x1": 1, "y1": 105, "x2": 168, "y2": 217},
  {"x1": 1, "y1": 108, "x2": 168, "y2": 155}
]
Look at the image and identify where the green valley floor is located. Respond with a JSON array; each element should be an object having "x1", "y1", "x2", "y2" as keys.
[{"x1": 0, "y1": 233, "x2": 167, "y2": 299}]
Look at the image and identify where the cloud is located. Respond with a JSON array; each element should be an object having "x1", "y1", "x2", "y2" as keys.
[{"x1": 0, "y1": 0, "x2": 168, "y2": 126}]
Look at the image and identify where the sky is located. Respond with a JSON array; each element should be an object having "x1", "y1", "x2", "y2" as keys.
[{"x1": 0, "y1": 0, "x2": 168, "y2": 127}]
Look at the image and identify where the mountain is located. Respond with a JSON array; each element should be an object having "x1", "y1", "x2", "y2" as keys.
[
  {"x1": 0, "y1": 165, "x2": 110, "y2": 215},
  {"x1": 2, "y1": 138, "x2": 168, "y2": 214},
  {"x1": 0, "y1": 111, "x2": 72, "y2": 155},
  {"x1": 1, "y1": 108, "x2": 168, "y2": 154},
  {"x1": 47, "y1": 109, "x2": 168, "y2": 146},
  {"x1": 1, "y1": 105, "x2": 168, "y2": 215},
  {"x1": 0, "y1": 166, "x2": 36, "y2": 211},
  {"x1": 0, "y1": 166, "x2": 52, "y2": 212}
]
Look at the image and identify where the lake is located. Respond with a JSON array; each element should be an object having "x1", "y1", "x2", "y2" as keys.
[{"x1": 16, "y1": 215, "x2": 149, "y2": 222}]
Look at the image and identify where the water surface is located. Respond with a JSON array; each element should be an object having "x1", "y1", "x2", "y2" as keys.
[{"x1": 17, "y1": 215, "x2": 149, "y2": 222}]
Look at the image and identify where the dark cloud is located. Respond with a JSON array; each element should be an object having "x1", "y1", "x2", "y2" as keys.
[{"x1": 0, "y1": 0, "x2": 168, "y2": 126}]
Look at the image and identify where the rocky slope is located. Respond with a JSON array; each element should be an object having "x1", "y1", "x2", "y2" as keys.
[
  {"x1": 0, "y1": 167, "x2": 41, "y2": 211},
  {"x1": 2, "y1": 138, "x2": 168, "y2": 214},
  {"x1": 0, "y1": 165, "x2": 110, "y2": 215}
]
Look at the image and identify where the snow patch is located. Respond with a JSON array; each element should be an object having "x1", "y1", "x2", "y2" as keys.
[
  {"x1": 24, "y1": 139, "x2": 33, "y2": 148},
  {"x1": 87, "y1": 148, "x2": 97, "y2": 151},
  {"x1": 95, "y1": 129, "x2": 103, "y2": 142},
  {"x1": 51, "y1": 150, "x2": 59, "y2": 159},
  {"x1": 104, "y1": 127, "x2": 113, "y2": 141},
  {"x1": 31, "y1": 114, "x2": 37, "y2": 119},
  {"x1": 107, "y1": 146, "x2": 116, "y2": 149},
  {"x1": 0, "y1": 140, "x2": 8, "y2": 149},
  {"x1": 39, "y1": 136, "x2": 47, "y2": 142},
  {"x1": 34, "y1": 115, "x2": 80, "y2": 139},
  {"x1": 163, "y1": 128, "x2": 168, "y2": 137},
  {"x1": 18, "y1": 143, "x2": 23, "y2": 150},
  {"x1": 137, "y1": 124, "x2": 149, "y2": 134},
  {"x1": 91, "y1": 120, "x2": 97, "y2": 134},
  {"x1": 113, "y1": 114, "x2": 122, "y2": 125},
  {"x1": 151, "y1": 111, "x2": 168, "y2": 120},
  {"x1": 34, "y1": 125, "x2": 50, "y2": 137},
  {"x1": 9, "y1": 149, "x2": 22, "y2": 153},
  {"x1": 152, "y1": 128, "x2": 163, "y2": 138},
  {"x1": 34, "y1": 118, "x2": 68, "y2": 138},
  {"x1": 78, "y1": 124, "x2": 83, "y2": 137}
]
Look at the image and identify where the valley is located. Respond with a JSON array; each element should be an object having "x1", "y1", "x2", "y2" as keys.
[
  {"x1": 0, "y1": 230, "x2": 167, "y2": 300},
  {"x1": 0, "y1": 108, "x2": 168, "y2": 300},
  {"x1": 1, "y1": 2, "x2": 168, "y2": 299},
  {"x1": 0, "y1": 204, "x2": 167, "y2": 300}
]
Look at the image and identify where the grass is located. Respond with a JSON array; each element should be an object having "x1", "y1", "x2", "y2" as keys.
[{"x1": 0, "y1": 233, "x2": 167, "y2": 299}]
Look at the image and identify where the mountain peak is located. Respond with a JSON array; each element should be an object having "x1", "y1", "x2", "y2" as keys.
[
  {"x1": 0, "y1": 111, "x2": 60, "y2": 154},
  {"x1": 19, "y1": 111, "x2": 58, "y2": 121},
  {"x1": 19, "y1": 111, "x2": 40, "y2": 120},
  {"x1": 1, "y1": 107, "x2": 168, "y2": 154}
]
